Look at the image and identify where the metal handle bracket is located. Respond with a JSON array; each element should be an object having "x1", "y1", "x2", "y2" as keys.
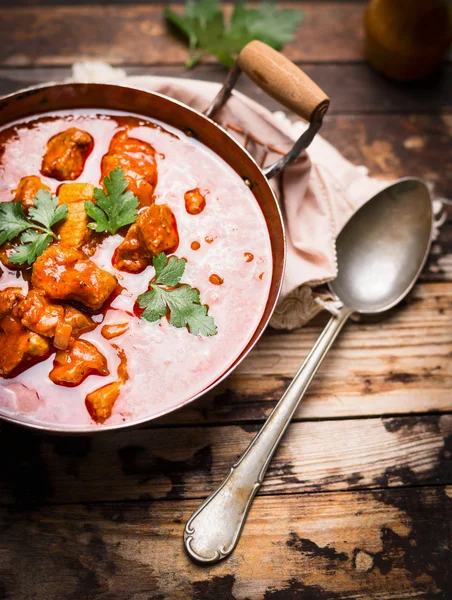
[{"x1": 204, "y1": 55, "x2": 328, "y2": 180}]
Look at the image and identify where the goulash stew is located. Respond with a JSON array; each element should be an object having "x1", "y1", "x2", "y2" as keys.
[{"x1": 0, "y1": 111, "x2": 272, "y2": 428}]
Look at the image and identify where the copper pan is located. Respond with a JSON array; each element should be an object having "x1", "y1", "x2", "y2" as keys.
[{"x1": 0, "y1": 41, "x2": 329, "y2": 433}]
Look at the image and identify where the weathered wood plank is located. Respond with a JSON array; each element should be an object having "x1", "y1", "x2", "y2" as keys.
[
  {"x1": 0, "y1": 487, "x2": 450, "y2": 599},
  {"x1": 321, "y1": 114, "x2": 452, "y2": 195},
  {"x1": 163, "y1": 282, "x2": 452, "y2": 425},
  {"x1": 1, "y1": 63, "x2": 451, "y2": 114},
  {"x1": 1, "y1": 414, "x2": 450, "y2": 504},
  {"x1": 171, "y1": 283, "x2": 452, "y2": 424},
  {"x1": 0, "y1": 3, "x2": 366, "y2": 66},
  {"x1": 320, "y1": 115, "x2": 452, "y2": 277}
]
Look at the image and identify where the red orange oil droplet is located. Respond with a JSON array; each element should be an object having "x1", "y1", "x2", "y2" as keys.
[
  {"x1": 209, "y1": 274, "x2": 224, "y2": 286},
  {"x1": 101, "y1": 322, "x2": 129, "y2": 340},
  {"x1": 244, "y1": 252, "x2": 254, "y2": 262},
  {"x1": 191, "y1": 241, "x2": 201, "y2": 251},
  {"x1": 205, "y1": 235, "x2": 214, "y2": 244},
  {"x1": 133, "y1": 301, "x2": 144, "y2": 318},
  {"x1": 258, "y1": 272, "x2": 264, "y2": 280},
  {"x1": 185, "y1": 188, "x2": 206, "y2": 215}
]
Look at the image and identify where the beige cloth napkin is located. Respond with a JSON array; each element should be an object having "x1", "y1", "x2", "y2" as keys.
[{"x1": 69, "y1": 64, "x2": 396, "y2": 329}]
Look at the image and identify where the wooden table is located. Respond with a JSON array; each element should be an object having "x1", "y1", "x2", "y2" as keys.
[{"x1": 0, "y1": 3, "x2": 451, "y2": 599}]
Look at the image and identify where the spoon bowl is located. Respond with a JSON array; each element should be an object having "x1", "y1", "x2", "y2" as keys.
[{"x1": 330, "y1": 179, "x2": 433, "y2": 313}]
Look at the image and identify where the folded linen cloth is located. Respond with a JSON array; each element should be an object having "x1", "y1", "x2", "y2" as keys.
[{"x1": 69, "y1": 63, "x2": 435, "y2": 329}]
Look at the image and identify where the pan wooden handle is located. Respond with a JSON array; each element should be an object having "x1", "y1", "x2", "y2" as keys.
[{"x1": 237, "y1": 40, "x2": 330, "y2": 122}]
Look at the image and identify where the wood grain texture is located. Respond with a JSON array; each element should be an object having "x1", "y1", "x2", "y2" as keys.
[
  {"x1": 0, "y1": 3, "x2": 367, "y2": 66},
  {"x1": 1, "y1": 413, "x2": 451, "y2": 504},
  {"x1": 0, "y1": 487, "x2": 450, "y2": 599},
  {"x1": 320, "y1": 116, "x2": 452, "y2": 277},
  {"x1": 237, "y1": 40, "x2": 331, "y2": 121},
  {"x1": 1, "y1": 64, "x2": 451, "y2": 114},
  {"x1": 173, "y1": 283, "x2": 452, "y2": 424}
]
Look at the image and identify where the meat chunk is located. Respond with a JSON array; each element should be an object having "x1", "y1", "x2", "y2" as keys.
[
  {"x1": 62, "y1": 305, "x2": 95, "y2": 336},
  {"x1": 85, "y1": 348, "x2": 127, "y2": 423},
  {"x1": 0, "y1": 287, "x2": 24, "y2": 319},
  {"x1": 113, "y1": 204, "x2": 179, "y2": 273},
  {"x1": 112, "y1": 223, "x2": 146, "y2": 273},
  {"x1": 27, "y1": 331, "x2": 51, "y2": 358},
  {"x1": 55, "y1": 183, "x2": 94, "y2": 249},
  {"x1": 137, "y1": 205, "x2": 179, "y2": 256},
  {"x1": 101, "y1": 322, "x2": 129, "y2": 340},
  {"x1": 17, "y1": 290, "x2": 64, "y2": 338},
  {"x1": 49, "y1": 339, "x2": 109, "y2": 387},
  {"x1": 0, "y1": 315, "x2": 33, "y2": 376},
  {"x1": 41, "y1": 128, "x2": 94, "y2": 181},
  {"x1": 32, "y1": 245, "x2": 117, "y2": 311},
  {"x1": 184, "y1": 188, "x2": 206, "y2": 215},
  {"x1": 14, "y1": 175, "x2": 50, "y2": 211},
  {"x1": 101, "y1": 129, "x2": 157, "y2": 207},
  {"x1": 55, "y1": 305, "x2": 95, "y2": 350},
  {"x1": 16, "y1": 290, "x2": 95, "y2": 350},
  {"x1": 0, "y1": 288, "x2": 50, "y2": 375},
  {"x1": 0, "y1": 315, "x2": 49, "y2": 376},
  {"x1": 85, "y1": 381, "x2": 121, "y2": 423}
]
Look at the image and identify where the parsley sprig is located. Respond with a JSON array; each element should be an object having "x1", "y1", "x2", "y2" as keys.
[
  {"x1": 0, "y1": 190, "x2": 68, "y2": 265},
  {"x1": 164, "y1": 0, "x2": 303, "y2": 69},
  {"x1": 85, "y1": 167, "x2": 139, "y2": 235},
  {"x1": 138, "y1": 253, "x2": 217, "y2": 337}
]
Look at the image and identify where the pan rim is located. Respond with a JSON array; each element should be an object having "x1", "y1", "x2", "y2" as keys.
[{"x1": 0, "y1": 81, "x2": 287, "y2": 434}]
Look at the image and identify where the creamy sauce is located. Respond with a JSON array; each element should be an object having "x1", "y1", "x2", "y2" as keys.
[{"x1": 0, "y1": 110, "x2": 272, "y2": 429}]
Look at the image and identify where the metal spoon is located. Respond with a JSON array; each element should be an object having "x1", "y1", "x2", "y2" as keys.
[{"x1": 184, "y1": 178, "x2": 433, "y2": 564}]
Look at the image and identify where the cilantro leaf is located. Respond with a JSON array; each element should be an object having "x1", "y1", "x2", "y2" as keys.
[
  {"x1": 0, "y1": 189, "x2": 68, "y2": 265},
  {"x1": 9, "y1": 231, "x2": 53, "y2": 266},
  {"x1": 0, "y1": 202, "x2": 31, "y2": 245},
  {"x1": 164, "y1": 285, "x2": 201, "y2": 327},
  {"x1": 84, "y1": 203, "x2": 110, "y2": 232},
  {"x1": 28, "y1": 189, "x2": 64, "y2": 229},
  {"x1": 164, "y1": 0, "x2": 303, "y2": 68},
  {"x1": 86, "y1": 167, "x2": 139, "y2": 235},
  {"x1": 137, "y1": 253, "x2": 217, "y2": 337},
  {"x1": 229, "y1": 3, "x2": 303, "y2": 50},
  {"x1": 28, "y1": 189, "x2": 68, "y2": 233},
  {"x1": 164, "y1": 0, "x2": 224, "y2": 67},
  {"x1": 166, "y1": 285, "x2": 217, "y2": 335},
  {"x1": 152, "y1": 252, "x2": 168, "y2": 279},
  {"x1": 180, "y1": 301, "x2": 218, "y2": 336},
  {"x1": 154, "y1": 254, "x2": 187, "y2": 286},
  {"x1": 138, "y1": 286, "x2": 168, "y2": 323}
]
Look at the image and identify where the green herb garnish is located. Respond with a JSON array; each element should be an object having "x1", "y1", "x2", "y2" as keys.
[
  {"x1": 138, "y1": 253, "x2": 217, "y2": 337},
  {"x1": 164, "y1": 0, "x2": 303, "y2": 69},
  {"x1": 85, "y1": 167, "x2": 139, "y2": 235},
  {"x1": 0, "y1": 190, "x2": 68, "y2": 265}
]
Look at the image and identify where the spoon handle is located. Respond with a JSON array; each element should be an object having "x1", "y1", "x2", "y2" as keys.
[{"x1": 184, "y1": 304, "x2": 353, "y2": 564}]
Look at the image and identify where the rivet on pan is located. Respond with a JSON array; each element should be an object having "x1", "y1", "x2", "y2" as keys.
[
  {"x1": 242, "y1": 177, "x2": 253, "y2": 188},
  {"x1": 184, "y1": 128, "x2": 198, "y2": 139}
]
